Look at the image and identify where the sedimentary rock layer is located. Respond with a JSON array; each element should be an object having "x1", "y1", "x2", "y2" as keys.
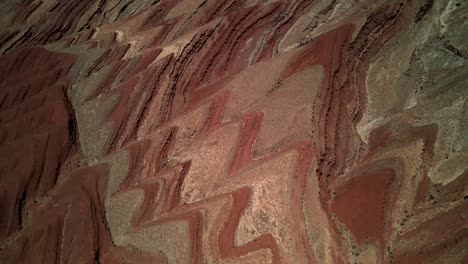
[{"x1": 0, "y1": 0, "x2": 467, "y2": 263}]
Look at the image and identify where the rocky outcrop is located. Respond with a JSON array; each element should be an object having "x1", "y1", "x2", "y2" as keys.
[{"x1": 0, "y1": 0, "x2": 467, "y2": 263}]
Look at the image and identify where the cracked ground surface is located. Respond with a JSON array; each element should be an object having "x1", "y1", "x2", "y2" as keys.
[{"x1": 0, "y1": 0, "x2": 467, "y2": 263}]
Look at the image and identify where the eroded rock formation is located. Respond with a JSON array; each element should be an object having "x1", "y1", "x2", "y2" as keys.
[{"x1": 0, "y1": 0, "x2": 467, "y2": 263}]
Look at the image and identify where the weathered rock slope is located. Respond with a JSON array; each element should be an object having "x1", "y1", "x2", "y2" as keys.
[{"x1": 0, "y1": 0, "x2": 467, "y2": 263}]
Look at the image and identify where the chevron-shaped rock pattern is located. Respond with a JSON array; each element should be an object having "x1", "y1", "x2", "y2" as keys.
[{"x1": 0, "y1": 0, "x2": 467, "y2": 263}]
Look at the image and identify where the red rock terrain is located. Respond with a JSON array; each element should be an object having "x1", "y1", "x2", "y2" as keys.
[{"x1": 0, "y1": 0, "x2": 467, "y2": 263}]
